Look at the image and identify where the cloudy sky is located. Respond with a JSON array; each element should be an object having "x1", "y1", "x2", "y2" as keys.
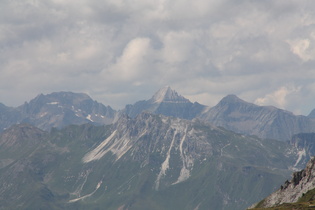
[{"x1": 1, "y1": 0, "x2": 315, "y2": 114}]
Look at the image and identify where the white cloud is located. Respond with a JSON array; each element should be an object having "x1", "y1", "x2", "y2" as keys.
[
  {"x1": 255, "y1": 86, "x2": 301, "y2": 109},
  {"x1": 287, "y1": 38, "x2": 315, "y2": 61},
  {"x1": 107, "y1": 37, "x2": 153, "y2": 81},
  {"x1": 160, "y1": 31, "x2": 194, "y2": 63}
]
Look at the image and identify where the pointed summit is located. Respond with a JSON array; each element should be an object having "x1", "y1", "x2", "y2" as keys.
[
  {"x1": 123, "y1": 86, "x2": 207, "y2": 119},
  {"x1": 218, "y1": 94, "x2": 247, "y2": 105},
  {"x1": 150, "y1": 86, "x2": 190, "y2": 103}
]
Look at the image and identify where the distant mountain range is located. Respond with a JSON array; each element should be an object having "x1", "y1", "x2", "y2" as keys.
[
  {"x1": 2, "y1": 87, "x2": 315, "y2": 209},
  {"x1": 124, "y1": 86, "x2": 315, "y2": 141},
  {"x1": 1, "y1": 87, "x2": 315, "y2": 141}
]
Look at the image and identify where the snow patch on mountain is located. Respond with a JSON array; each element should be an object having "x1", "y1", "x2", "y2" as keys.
[
  {"x1": 47, "y1": 102, "x2": 59, "y2": 105},
  {"x1": 86, "y1": 114, "x2": 94, "y2": 122}
]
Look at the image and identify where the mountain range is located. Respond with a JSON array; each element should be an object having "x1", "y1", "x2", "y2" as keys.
[
  {"x1": 2, "y1": 87, "x2": 315, "y2": 142},
  {"x1": 126, "y1": 86, "x2": 315, "y2": 141},
  {"x1": 1, "y1": 87, "x2": 315, "y2": 209}
]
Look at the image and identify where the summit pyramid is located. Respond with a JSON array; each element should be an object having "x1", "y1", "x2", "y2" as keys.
[{"x1": 123, "y1": 86, "x2": 206, "y2": 119}]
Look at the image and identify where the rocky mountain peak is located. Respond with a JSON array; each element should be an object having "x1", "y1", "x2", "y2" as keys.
[
  {"x1": 150, "y1": 86, "x2": 190, "y2": 103},
  {"x1": 217, "y1": 94, "x2": 248, "y2": 106},
  {"x1": 123, "y1": 87, "x2": 206, "y2": 119},
  {"x1": 30, "y1": 91, "x2": 92, "y2": 106}
]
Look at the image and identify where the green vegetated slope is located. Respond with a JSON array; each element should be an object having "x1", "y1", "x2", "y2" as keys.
[{"x1": 0, "y1": 113, "x2": 299, "y2": 210}]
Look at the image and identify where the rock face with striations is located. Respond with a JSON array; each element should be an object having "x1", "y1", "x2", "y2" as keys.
[
  {"x1": 199, "y1": 94, "x2": 315, "y2": 141},
  {"x1": 124, "y1": 86, "x2": 207, "y2": 119}
]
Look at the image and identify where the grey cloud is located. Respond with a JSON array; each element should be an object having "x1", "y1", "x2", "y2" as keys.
[{"x1": 1, "y1": 0, "x2": 315, "y2": 114}]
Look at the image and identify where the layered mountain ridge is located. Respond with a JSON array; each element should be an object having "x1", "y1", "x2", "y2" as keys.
[
  {"x1": 0, "y1": 91, "x2": 116, "y2": 132},
  {"x1": 1, "y1": 87, "x2": 315, "y2": 142}
]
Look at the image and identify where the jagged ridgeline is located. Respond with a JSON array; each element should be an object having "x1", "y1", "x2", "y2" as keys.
[{"x1": 0, "y1": 113, "x2": 300, "y2": 210}]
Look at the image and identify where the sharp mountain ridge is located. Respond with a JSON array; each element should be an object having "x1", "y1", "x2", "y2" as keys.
[{"x1": 123, "y1": 86, "x2": 207, "y2": 119}]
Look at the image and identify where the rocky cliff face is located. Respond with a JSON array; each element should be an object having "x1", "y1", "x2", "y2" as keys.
[
  {"x1": 251, "y1": 157, "x2": 315, "y2": 208},
  {"x1": 82, "y1": 112, "x2": 214, "y2": 190}
]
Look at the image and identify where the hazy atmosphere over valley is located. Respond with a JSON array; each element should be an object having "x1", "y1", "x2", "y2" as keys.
[{"x1": 1, "y1": 0, "x2": 315, "y2": 114}]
